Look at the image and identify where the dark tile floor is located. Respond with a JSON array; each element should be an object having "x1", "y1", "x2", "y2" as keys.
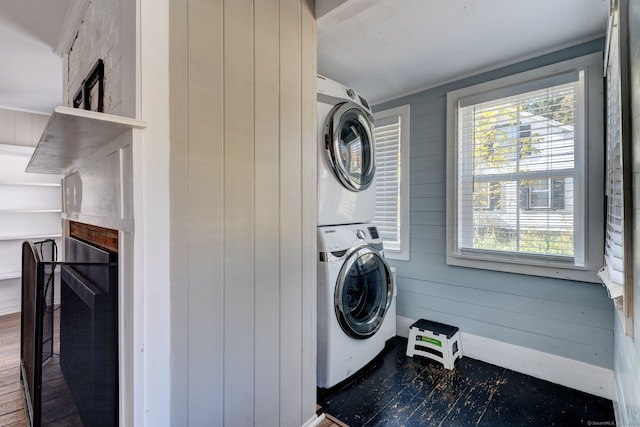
[{"x1": 318, "y1": 336, "x2": 616, "y2": 427}]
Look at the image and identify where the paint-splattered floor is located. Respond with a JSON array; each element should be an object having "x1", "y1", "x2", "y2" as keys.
[{"x1": 317, "y1": 336, "x2": 616, "y2": 426}]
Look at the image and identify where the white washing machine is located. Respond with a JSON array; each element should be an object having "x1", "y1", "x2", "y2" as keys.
[
  {"x1": 317, "y1": 223, "x2": 393, "y2": 389},
  {"x1": 317, "y1": 75, "x2": 377, "y2": 226}
]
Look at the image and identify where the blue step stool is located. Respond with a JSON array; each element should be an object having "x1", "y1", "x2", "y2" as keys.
[{"x1": 406, "y1": 319, "x2": 462, "y2": 370}]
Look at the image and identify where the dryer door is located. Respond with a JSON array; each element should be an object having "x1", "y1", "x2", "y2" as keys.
[
  {"x1": 335, "y1": 246, "x2": 392, "y2": 339},
  {"x1": 324, "y1": 102, "x2": 375, "y2": 192}
]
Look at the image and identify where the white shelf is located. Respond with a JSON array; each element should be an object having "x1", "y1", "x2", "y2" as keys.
[
  {"x1": 0, "y1": 182, "x2": 60, "y2": 187},
  {"x1": 0, "y1": 234, "x2": 62, "y2": 242},
  {"x1": 0, "y1": 144, "x2": 35, "y2": 157},
  {"x1": 0, "y1": 209, "x2": 62, "y2": 214},
  {"x1": 26, "y1": 106, "x2": 146, "y2": 174},
  {"x1": 0, "y1": 271, "x2": 20, "y2": 281}
]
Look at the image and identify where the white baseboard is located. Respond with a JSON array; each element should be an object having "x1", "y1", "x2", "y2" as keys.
[
  {"x1": 302, "y1": 413, "x2": 325, "y2": 427},
  {"x1": 397, "y1": 315, "x2": 613, "y2": 399}
]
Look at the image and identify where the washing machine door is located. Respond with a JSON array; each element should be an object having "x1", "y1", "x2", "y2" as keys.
[
  {"x1": 324, "y1": 102, "x2": 375, "y2": 192},
  {"x1": 335, "y1": 246, "x2": 392, "y2": 339}
]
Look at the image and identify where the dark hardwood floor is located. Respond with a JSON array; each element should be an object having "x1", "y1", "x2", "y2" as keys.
[
  {"x1": 0, "y1": 309, "x2": 83, "y2": 427},
  {"x1": 2, "y1": 312, "x2": 616, "y2": 427},
  {"x1": 318, "y1": 336, "x2": 616, "y2": 427},
  {"x1": 0, "y1": 311, "x2": 26, "y2": 427}
]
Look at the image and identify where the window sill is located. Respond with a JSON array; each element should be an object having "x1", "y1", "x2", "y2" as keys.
[
  {"x1": 597, "y1": 267, "x2": 624, "y2": 298},
  {"x1": 384, "y1": 251, "x2": 410, "y2": 262},
  {"x1": 446, "y1": 253, "x2": 600, "y2": 283},
  {"x1": 598, "y1": 266, "x2": 634, "y2": 336}
]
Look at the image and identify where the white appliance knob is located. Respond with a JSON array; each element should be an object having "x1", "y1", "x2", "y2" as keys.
[{"x1": 356, "y1": 229, "x2": 366, "y2": 240}]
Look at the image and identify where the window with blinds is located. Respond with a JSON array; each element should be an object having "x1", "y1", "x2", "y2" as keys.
[
  {"x1": 373, "y1": 105, "x2": 410, "y2": 260},
  {"x1": 446, "y1": 53, "x2": 604, "y2": 281},
  {"x1": 457, "y1": 79, "x2": 579, "y2": 261}
]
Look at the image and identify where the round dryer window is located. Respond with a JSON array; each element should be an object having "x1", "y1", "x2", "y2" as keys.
[
  {"x1": 335, "y1": 246, "x2": 392, "y2": 339},
  {"x1": 324, "y1": 102, "x2": 375, "y2": 191}
]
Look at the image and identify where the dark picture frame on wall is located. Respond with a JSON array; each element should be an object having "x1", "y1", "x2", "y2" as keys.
[
  {"x1": 72, "y1": 59, "x2": 105, "y2": 113},
  {"x1": 84, "y1": 59, "x2": 104, "y2": 112},
  {"x1": 72, "y1": 87, "x2": 83, "y2": 109}
]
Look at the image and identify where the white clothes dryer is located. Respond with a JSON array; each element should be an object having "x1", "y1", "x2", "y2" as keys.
[
  {"x1": 317, "y1": 75, "x2": 377, "y2": 226},
  {"x1": 317, "y1": 223, "x2": 393, "y2": 389}
]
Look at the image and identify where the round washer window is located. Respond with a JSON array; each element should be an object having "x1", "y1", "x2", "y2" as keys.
[
  {"x1": 325, "y1": 103, "x2": 375, "y2": 192},
  {"x1": 335, "y1": 247, "x2": 392, "y2": 339}
]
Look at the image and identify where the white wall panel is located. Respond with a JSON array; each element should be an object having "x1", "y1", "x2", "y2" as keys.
[
  {"x1": 0, "y1": 278, "x2": 20, "y2": 315},
  {"x1": 253, "y1": 0, "x2": 282, "y2": 423},
  {"x1": 0, "y1": 185, "x2": 60, "y2": 210},
  {"x1": 300, "y1": 0, "x2": 318, "y2": 420},
  {"x1": 14, "y1": 112, "x2": 32, "y2": 147},
  {"x1": 169, "y1": 1, "x2": 317, "y2": 425},
  {"x1": 0, "y1": 108, "x2": 49, "y2": 148},
  {"x1": 223, "y1": 2, "x2": 256, "y2": 426},
  {"x1": 0, "y1": 109, "x2": 13, "y2": 144},
  {"x1": 167, "y1": 0, "x2": 189, "y2": 423}
]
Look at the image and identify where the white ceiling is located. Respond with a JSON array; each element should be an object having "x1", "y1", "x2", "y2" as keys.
[
  {"x1": 318, "y1": 0, "x2": 610, "y2": 104},
  {"x1": 0, "y1": 0, "x2": 72, "y2": 114},
  {"x1": 0, "y1": 0, "x2": 609, "y2": 113}
]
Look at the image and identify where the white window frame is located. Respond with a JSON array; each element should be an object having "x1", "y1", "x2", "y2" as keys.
[
  {"x1": 373, "y1": 104, "x2": 410, "y2": 261},
  {"x1": 445, "y1": 52, "x2": 604, "y2": 282}
]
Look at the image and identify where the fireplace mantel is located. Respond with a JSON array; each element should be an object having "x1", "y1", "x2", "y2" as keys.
[{"x1": 26, "y1": 106, "x2": 146, "y2": 175}]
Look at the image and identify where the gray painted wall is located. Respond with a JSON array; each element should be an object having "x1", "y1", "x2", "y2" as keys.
[
  {"x1": 376, "y1": 39, "x2": 614, "y2": 369},
  {"x1": 613, "y1": 1, "x2": 640, "y2": 424}
]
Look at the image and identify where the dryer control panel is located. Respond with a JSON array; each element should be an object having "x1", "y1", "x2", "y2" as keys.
[{"x1": 318, "y1": 224, "x2": 383, "y2": 253}]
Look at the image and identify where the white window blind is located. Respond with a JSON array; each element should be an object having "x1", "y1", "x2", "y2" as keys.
[
  {"x1": 373, "y1": 105, "x2": 410, "y2": 260},
  {"x1": 599, "y1": 7, "x2": 626, "y2": 300},
  {"x1": 374, "y1": 117, "x2": 401, "y2": 248},
  {"x1": 457, "y1": 80, "x2": 579, "y2": 262},
  {"x1": 446, "y1": 52, "x2": 604, "y2": 281}
]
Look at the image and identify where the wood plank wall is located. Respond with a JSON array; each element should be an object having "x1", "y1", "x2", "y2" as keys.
[
  {"x1": 375, "y1": 39, "x2": 615, "y2": 370},
  {"x1": 169, "y1": 1, "x2": 317, "y2": 425}
]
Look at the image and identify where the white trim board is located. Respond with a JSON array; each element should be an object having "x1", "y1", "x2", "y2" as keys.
[
  {"x1": 397, "y1": 315, "x2": 613, "y2": 399},
  {"x1": 302, "y1": 413, "x2": 325, "y2": 427}
]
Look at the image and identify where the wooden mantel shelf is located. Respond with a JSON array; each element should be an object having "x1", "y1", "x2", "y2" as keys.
[{"x1": 26, "y1": 106, "x2": 146, "y2": 174}]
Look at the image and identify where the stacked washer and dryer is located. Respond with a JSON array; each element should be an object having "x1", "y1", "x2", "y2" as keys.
[{"x1": 316, "y1": 75, "x2": 397, "y2": 389}]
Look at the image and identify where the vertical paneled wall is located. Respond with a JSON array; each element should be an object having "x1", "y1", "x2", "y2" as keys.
[
  {"x1": 0, "y1": 108, "x2": 49, "y2": 148},
  {"x1": 614, "y1": 1, "x2": 640, "y2": 424},
  {"x1": 169, "y1": 1, "x2": 317, "y2": 426},
  {"x1": 375, "y1": 40, "x2": 615, "y2": 371}
]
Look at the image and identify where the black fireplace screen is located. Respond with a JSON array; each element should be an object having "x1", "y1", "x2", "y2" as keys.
[
  {"x1": 20, "y1": 240, "x2": 52, "y2": 427},
  {"x1": 20, "y1": 237, "x2": 118, "y2": 427}
]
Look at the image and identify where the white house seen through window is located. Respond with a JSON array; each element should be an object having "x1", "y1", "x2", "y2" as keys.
[{"x1": 446, "y1": 53, "x2": 604, "y2": 281}]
